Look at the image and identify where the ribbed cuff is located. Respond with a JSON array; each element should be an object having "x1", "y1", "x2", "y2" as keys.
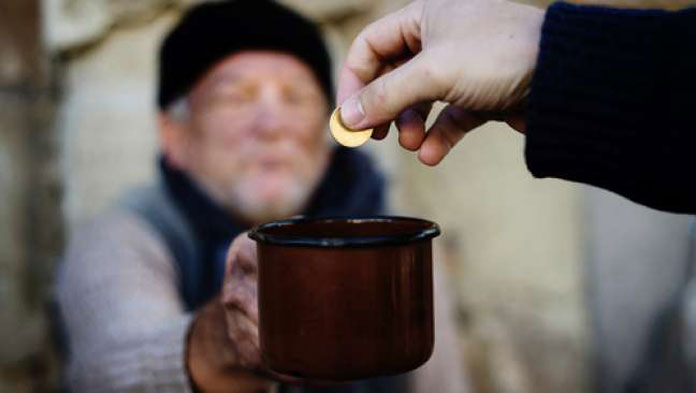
[
  {"x1": 68, "y1": 315, "x2": 195, "y2": 392},
  {"x1": 524, "y1": 2, "x2": 688, "y2": 210},
  {"x1": 142, "y1": 315, "x2": 195, "y2": 392}
]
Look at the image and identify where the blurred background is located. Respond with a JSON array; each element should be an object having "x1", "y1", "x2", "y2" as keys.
[{"x1": 1, "y1": 0, "x2": 694, "y2": 392}]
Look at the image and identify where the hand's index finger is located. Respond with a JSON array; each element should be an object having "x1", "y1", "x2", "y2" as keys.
[
  {"x1": 225, "y1": 233, "x2": 257, "y2": 276},
  {"x1": 337, "y1": 2, "x2": 423, "y2": 105}
]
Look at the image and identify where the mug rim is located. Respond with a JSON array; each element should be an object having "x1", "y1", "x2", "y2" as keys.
[{"x1": 248, "y1": 215, "x2": 441, "y2": 248}]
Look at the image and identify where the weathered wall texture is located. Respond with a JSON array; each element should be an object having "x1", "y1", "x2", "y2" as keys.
[
  {"x1": 387, "y1": 121, "x2": 587, "y2": 393},
  {"x1": 58, "y1": 12, "x2": 171, "y2": 230},
  {"x1": 0, "y1": 1, "x2": 61, "y2": 392}
]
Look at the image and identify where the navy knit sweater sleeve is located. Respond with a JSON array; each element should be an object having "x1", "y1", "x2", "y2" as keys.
[{"x1": 525, "y1": 2, "x2": 696, "y2": 214}]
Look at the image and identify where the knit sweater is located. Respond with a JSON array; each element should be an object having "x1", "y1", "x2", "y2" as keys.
[{"x1": 526, "y1": 2, "x2": 696, "y2": 214}]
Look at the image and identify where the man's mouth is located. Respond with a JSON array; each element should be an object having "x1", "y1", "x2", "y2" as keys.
[
  {"x1": 257, "y1": 159, "x2": 286, "y2": 171},
  {"x1": 252, "y1": 153, "x2": 294, "y2": 170}
]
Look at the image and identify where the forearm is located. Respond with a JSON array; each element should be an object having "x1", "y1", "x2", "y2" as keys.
[
  {"x1": 58, "y1": 210, "x2": 199, "y2": 392},
  {"x1": 525, "y1": 2, "x2": 696, "y2": 213},
  {"x1": 187, "y1": 300, "x2": 274, "y2": 393}
]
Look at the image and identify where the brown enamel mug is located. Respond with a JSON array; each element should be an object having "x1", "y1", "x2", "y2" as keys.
[{"x1": 248, "y1": 216, "x2": 440, "y2": 381}]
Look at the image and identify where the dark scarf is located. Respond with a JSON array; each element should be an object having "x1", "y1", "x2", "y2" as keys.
[{"x1": 160, "y1": 146, "x2": 386, "y2": 310}]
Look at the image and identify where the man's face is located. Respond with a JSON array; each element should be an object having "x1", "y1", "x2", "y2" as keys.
[{"x1": 163, "y1": 51, "x2": 331, "y2": 225}]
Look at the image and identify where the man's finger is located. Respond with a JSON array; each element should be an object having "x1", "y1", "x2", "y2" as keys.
[
  {"x1": 340, "y1": 53, "x2": 448, "y2": 131},
  {"x1": 225, "y1": 311, "x2": 261, "y2": 368},
  {"x1": 235, "y1": 243, "x2": 258, "y2": 277},
  {"x1": 396, "y1": 103, "x2": 431, "y2": 151},
  {"x1": 372, "y1": 123, "x2": 391, "y2": 140},
  {"x1": 418, "y1": 105, "x2": 485, "y2": 166},
  {"x1": 336, "y1": 1, "x2": 423, "y2": 105},
  {"x1": 223, "y1": 279, "x2": 259, "y2": 324},
  {"x1": 225, "y1": 234, "x2": 257, "y2": 276}
]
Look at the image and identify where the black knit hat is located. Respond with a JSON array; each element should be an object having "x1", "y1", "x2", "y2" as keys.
[{"x1": 158, "y1": 0, "x2": 333, "y2": 110}]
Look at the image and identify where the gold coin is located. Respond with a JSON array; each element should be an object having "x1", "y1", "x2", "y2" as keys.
[{"x1": 330, "y1": 107, "x2": 373, "y2": 148}]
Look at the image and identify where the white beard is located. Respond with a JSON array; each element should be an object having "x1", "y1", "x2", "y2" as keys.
[
  {"x1": 222, "y1": 145, "x2": 329, "y2": 225},
  {"x1": 227, "y1": 173, "x2": 315, "y2": 225}
]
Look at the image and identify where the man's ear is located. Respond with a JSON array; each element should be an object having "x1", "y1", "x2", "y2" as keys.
[{"x1": 158, "y1": 112, "x2": 189, "y2": 170}]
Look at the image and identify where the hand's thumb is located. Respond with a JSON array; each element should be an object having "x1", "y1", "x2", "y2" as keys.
[{"x1": 340, "y1": 55, "x2": 447, "y2": 130}]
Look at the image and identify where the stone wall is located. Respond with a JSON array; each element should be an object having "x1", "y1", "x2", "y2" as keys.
[{"x1": 0, "y1": 1, "x2": 62, "y2": 392}]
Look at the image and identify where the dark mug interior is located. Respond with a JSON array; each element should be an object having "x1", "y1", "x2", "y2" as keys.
[{"x1": 249, "y1": 216, "x2": 440, "y2": 381}]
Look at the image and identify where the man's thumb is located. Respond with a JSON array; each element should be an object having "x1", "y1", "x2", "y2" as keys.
[{"x1": 340, "y1": 55, "x2": 446, "y2": 130}]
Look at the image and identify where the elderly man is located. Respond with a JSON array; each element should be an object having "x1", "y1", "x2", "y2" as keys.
[{"x1": 56, "y1": 1, "x2": 466, "y2": 392}]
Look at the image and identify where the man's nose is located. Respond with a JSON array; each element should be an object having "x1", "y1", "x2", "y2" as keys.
[{"x1": 251, "y1": 92, "x2": 287, "y2": 139}]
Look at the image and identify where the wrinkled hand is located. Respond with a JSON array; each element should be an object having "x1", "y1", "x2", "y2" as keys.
[
  {"x1": 221, "y1": 236, "x2": 338, "y2": 388},
  {"x1": 187, "y1": 234, "x2": 272, "y2": 392},
  {"x1": 221, "y1": 234, "x2": 261, "y2": 369},
  {"x1": 337, "y1": 0, "x2": 545, "y2": 166}
]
